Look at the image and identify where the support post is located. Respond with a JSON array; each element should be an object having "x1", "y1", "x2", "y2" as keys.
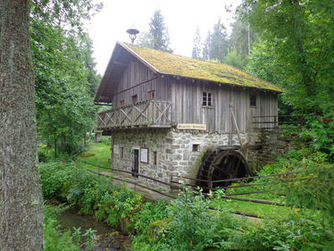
[{"x1": 230, "y1": 104, "x2": 243, "y2": 146}]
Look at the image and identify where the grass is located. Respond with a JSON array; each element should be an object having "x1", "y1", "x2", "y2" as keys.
[
  {"x1": 76, "y1": 142, "x2": 111, "y2": 171},
  {"x1": 210, "y1": 198, "x2": 293, "y2": 218}
]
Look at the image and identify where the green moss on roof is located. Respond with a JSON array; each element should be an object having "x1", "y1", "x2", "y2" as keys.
[{"x1": 124, "y1": 43, "x2": 283, "y2": 92}]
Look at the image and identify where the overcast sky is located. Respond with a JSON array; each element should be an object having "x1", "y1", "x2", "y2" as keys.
[{"x1": 88, "y1": 0, "x2": 242, "y2": 74}]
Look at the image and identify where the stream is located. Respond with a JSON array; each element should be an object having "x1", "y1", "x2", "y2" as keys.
[{"x1": 58, "y1": 208, "x2": 132, "y2": 250}]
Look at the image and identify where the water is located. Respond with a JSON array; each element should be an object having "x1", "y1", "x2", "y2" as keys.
[{"x1": 58, "y1": 208, "x2": 132, "y2": 250}]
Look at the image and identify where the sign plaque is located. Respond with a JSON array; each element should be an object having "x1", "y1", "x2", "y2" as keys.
[{"x1": 177, "y1": 123, "x2": 207, "y2": 130}]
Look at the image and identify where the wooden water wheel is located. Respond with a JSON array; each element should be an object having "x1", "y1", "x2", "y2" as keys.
[{"x1": 197, "y1": 147, "x2": 250, "y2": 190}]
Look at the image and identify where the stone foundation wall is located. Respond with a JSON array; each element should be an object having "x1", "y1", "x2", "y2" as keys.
[
  {"x1": 112, "y1": 129, "x2": 171, "y2": 189},
  {"x1": 165, "y1": 130, "x2": 248, "y2": 179},
  {"x1": 111, "y1": 129, "x2": 248, "y2": 189},
  {"x1": 245, "y1": 129, "x2": 292, "y2": 170}
]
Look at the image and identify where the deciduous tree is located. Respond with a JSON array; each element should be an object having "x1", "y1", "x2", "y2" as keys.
[{"x1": 241, "y1": 0, "x2": 334, "y2": 156}]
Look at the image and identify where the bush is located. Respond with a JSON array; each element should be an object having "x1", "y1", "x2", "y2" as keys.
[
  {"x1": 131, "y1": 200, "x2": 168, "y2": 250},
  {"x1": 241, "y1": 211, "x2": 334, "y2": 250},
  {"x1": 40, "y1": 161, "x2": 144, "y2": 230}
]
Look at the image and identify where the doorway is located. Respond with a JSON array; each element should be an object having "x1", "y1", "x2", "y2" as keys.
[{"x1": 132, "y1": 149, "x2": 139, "y2": 177}]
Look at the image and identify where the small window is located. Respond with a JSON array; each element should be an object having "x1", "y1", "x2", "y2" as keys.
[
  {"x1": 202, "y1": 92, "x2": 212, "y2": 106},
  {"x1": 140, "y1": 148, "x2": 149, "y2": 163},
  {"x1": 250, "y1": 95, "x2": 256, "y2": 107},
  {"x1": 202, "y1": 92, "x2": 207, "y2": 106},
  {"x1": 153, "y1": 151, "x2": 157, "y2": 165},
  {"x1": 120, "y1": 147, "x2": 124, "y2": 159},
  {"x1": 192, "y1": 144, "x2": 200, "y2": 152},
  {"x1": 132, "y1": 95, "x2": 138, "y2": 104},
  {"x1": 148, "y1": 90, "x2": 155, "y2": 100},
  {"x1": 208, "y1": 93, "x2": 212, "y2": 106},
  {"x1": 120, "y1": 100, "x2": 125, "y2": 107}
]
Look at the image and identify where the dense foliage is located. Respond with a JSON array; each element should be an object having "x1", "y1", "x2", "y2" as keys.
[
  {"x1": 30, "y1": 0, "x2": 101, "y2": 156},
  {"x1": 40, "y1": 161, "x2": 144, "y2": 228},
  {"x1": 241, "y1": 0, "x2": 334, "y2": 158},
  {"x1": 190, "y1": 1, "x2": 334, "y2": 159}
]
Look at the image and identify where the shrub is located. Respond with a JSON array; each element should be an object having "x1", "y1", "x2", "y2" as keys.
[
  {"x1": 40, "y1": 161, "x2": 144, "y2": 231},
  {"x1": 131, "y1": 200, "x2": 168, "y2": 250},
  {"x1": 241, "y1": 210, "x2": 334, "y2": 250}
]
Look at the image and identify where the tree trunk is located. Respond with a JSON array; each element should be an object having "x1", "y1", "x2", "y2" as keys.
[
  {"x1": 84, "y1": 132, "x2": 87, "y2": 147},
  {"x1": 54, "y1": 133, "x2": 57, "y2": 158},
  {"x1": 0, "y1": 0, "x2": 44, "y2": 250},
  {"x1": 60, "y1": 132, "x2": 66, "y2": 153}
]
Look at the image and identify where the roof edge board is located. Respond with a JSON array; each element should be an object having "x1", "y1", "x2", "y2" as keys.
[{"x1": 118, "y1": 41, "x2": 160, "y2": 74}]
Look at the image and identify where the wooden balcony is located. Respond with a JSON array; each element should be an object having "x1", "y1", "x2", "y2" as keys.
[{"x1": 97, "y1": 100, "x2": 172, "y2": 130}]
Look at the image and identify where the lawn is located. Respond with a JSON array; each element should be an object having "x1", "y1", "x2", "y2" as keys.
[
  {"x1": 209, "y1": 176, "x2": 311, "y2": 218},
  {"x1": 210, "y1": 198, "x2": 294, "y2": 218},
  {"x1": 76, "y1": 142, "x2": 111, "y2": 170}
]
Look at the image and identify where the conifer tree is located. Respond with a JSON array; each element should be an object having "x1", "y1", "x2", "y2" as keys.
[
  {"x1": 209, "y1": 20, "x2": 229, "y2": 62},
  {"x1": 202, "y1": 20, "x2": 229, "y2": 62},
  {"x1": 139, "y1": 10, "x2": 172, "y2": 52},
  {"x1": 192, "y1": 27, "x2": 202, "y2": 59}
]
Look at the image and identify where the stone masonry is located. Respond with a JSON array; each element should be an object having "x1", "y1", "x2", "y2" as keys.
[{"x1": 111, "y1": 128, "x2": 248, "y2": 190}]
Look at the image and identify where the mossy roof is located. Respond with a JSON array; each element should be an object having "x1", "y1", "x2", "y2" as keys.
[{"x1": 123, "y1": 43, "x2": 282, "y2": 92}]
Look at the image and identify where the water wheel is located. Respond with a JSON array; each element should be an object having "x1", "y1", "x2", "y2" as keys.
[{"x1": 197, "y1": 147, "x2": 250, "y2": 190}]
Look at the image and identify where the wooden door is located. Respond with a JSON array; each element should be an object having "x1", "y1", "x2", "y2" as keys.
[{"x1": 132, "y1": 149, "x2": 139, "y2": 177}]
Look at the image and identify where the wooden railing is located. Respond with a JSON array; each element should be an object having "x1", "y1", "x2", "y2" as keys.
[
  {"x1": 253, "y1": 115, "x2": 303, "y2": 130},
  {"x1": 97, "y1": 100, "x2": 172, "y2": 129}
]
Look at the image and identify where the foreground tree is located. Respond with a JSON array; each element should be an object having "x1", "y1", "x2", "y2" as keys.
[{"x1": 0, "y1": 0, "x2": 43, "y2": 249}]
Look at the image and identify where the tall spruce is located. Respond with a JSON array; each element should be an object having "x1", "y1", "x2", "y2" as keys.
[
  {"x1": 192, "y1": 27, "x2": 202, "y2": 59},
  {"x1": 202, "y1": 31, "x2": 211, "y2": 60},
  {"x1": 139, "y1": 10, "x2": 172, "y2": 52},
  {"x1": 223, "y1": 18, "x2": 255, "y2": 69},
  {"x1": 209, "y1": 20, "x2": 229, "y2": 62},
  {"x1": 202, "y1": 20, "x2": 229, "y2": 62},
  {"x1": 0, "y1": 0, "x2": 44, "y2": 249}
]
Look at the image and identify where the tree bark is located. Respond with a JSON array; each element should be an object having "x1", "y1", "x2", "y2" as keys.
[{"x1": 0, "y1": 0, "x2": 44, "y2": 250}]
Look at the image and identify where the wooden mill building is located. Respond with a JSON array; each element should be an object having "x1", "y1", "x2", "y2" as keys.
[{"x1": 95, "y1": 42, "x2": 282, "y2": 189}]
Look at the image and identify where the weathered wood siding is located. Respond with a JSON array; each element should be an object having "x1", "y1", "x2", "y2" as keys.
[
  {"x1": 110, "y1": 57, "x2": 278, "y2": 133},
  {"x1": 112, "y1": 58, "x2": 171, "y2": 109},
  {"x1": 169, "y1": 79, "x2": 278, "y2": 133}
]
